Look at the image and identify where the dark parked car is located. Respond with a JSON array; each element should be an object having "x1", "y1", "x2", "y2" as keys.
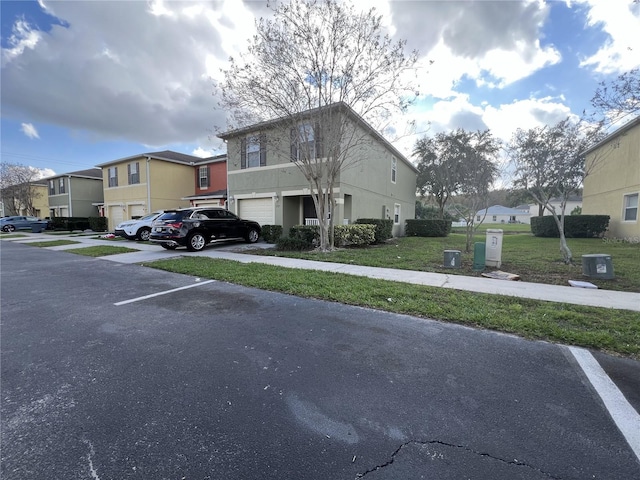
[
  {"x1": 1, "y1": 216, "x2": 48, "y2": 232},
  {"x1": 149, "y1": 207, "x2": 261, "y2": 251}
]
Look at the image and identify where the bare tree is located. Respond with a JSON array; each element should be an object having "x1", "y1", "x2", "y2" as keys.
[
  {"x1": 508, "y1": 119, "x2": 604, "y2": 264},
  {"x1": 588, "y1": 68, "x2": 640, "y2": 127},
  {"x1": 219, "y1": 0, "x2": 418, "y2": 251},
  {"x1": 0, "y1": 162, "x2": 44, "y2": 216}
]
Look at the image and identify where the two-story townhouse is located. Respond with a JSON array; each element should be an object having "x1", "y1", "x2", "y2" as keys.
[
  {"x1": 45, "y1": 169, "x2": 104, "y2": 218},
  {"x1": 1, "y1": 182, "x2": 49, "y2": 218},
  {"x1": 219, "y1": 103, "x2": 418, "y2": 236},
  {"x1": 181, "y1": 154, "x2": 228, "y2": 207},
  {"x1": 97, "y1": 150, "x2": 227, "y2": 231},
  {"x1": 582, "y1": 116, "x2": 640, "y2": 239}
]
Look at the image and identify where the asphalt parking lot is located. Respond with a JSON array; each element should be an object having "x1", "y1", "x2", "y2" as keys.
[{"x1": 2, "y1": 241, "x2": 639, "y2": 479}]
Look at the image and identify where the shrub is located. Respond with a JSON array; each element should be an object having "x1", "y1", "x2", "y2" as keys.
[
  {"x1": 530, "y1": 215, "x2": 610, "y2": 238},
  {"x1": 289, "y1": 225, "x2": 319, "y2": 247},
  {"x1": 333, "y1": 224, "x2": 376, "y2": 247},
  {"x1": 89, "y1": 217, "x2": 108, "y2": 232},
  {"x1": 405, "y1": 219, "x2": 452, "y2": 237},
  {"x1": 355, "y1": 218, "x2": 393, "y2": 243},
  {"x1": 261, "y1": 225, "x2": 283, "y2": 243},
  {"x1": 276, "y1": 237, "x2": 314, "y2": 251}
]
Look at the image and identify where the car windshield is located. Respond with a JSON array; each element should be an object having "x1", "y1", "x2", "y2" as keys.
[{"x1": 156, "y1": 211, "x2": 190, "y2": 222}]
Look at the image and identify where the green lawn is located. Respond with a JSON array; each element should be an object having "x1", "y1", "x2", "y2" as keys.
[
  {"x1": 0, "y1": 234, "x2": 28, "y2": 239},
  {"x1": 26, "y1": 240, "x2": 81, "y2": 247},
  {"x1": 248, "y1": 234, "x2": 640, "y2": 292},
  {"x1": 65, "y1": 245, "x2": 139, "y2": 257},
  {"x1": 148, "y1": 257, "x2": 640, "y2": 359}
]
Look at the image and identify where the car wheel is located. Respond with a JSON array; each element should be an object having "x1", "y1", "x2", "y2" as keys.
[
  {"x1": 187, "y1": 232, "x2": 206, "y2": 251},
  {"x1": 137, "y1": 227, "x2": 151, "y2": 241},
  {"x1": 245, "y1": 228, "x2": 259, "y2": 243},
  {"x1": 5, "y1": 225, "x2": 16, "y2": 232},
  {"x1": 160, "y1": 244, "x2": 178, "y2": 250}
]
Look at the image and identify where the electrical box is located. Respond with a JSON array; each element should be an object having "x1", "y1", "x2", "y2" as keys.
[
  {"x1": 485, "y1": 229, "x2": 504, "y2": 268},
  {"x1": 582, "y1": 254, "x2": 614, "y2": 279},
  {"x1": 444, "y1": 250, "x2": 461, "y2": 269}
]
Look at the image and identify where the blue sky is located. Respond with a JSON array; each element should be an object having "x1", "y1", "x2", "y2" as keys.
[{"x1": 1, "y1": 0, "x2": 639, "y2": 179}]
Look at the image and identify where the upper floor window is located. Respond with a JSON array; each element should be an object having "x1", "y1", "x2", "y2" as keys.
[
  {"x1": 49, "y1": 180, "x2": 55, "y2": 195},
  {"x1": 391, "y1": 157, "x2": 397, "y2": 183},
  {"x1": 241, "y1": 134, "x2": 266, "y2": 169},
  {"x1": 58, "y1": 177, "x2": 66, "y2": 194},
  {"x1": 199, "y1": 166, "x2": 209, "y2": 188},
  {"x1": 128, "y1": 162, "x2": 140, "y2": 185},
  {"x1": 291, "y1": 123, "x2": 323, "y2": 161},
  {"x1": 623, "y1": 193, "x2": 638, "y2": 221},
  {"x1": 108, "y1": 167, "x2": 118, "y2": 187}
]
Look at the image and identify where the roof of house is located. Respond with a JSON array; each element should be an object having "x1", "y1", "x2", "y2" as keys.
[
  {"x1": 476, "y1": 205, "x2": 531, "y2": 216},
  {"x1": 43, "y1": 168, "x2": 103, "y2": 180},
  {"x1": 218, "y1": 101, "x2": 418, "y2": 173},
  {"x1": 582, "y1": 115, "x2": 640, "y2": 156},
  {"x1": 96, "y1": 150, "x2": 227, "y2": 168},
  {"x1": 181, "y1": 189, "x2": 228, "y2": 201}
]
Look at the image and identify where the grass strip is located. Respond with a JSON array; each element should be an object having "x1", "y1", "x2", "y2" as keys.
[
  {"x1": 148, "y1": 257, "x2": 640, "y2": 359},
  {"x1": 66, "y1": 245, "x2": 139, "y2": 257},
  {"x1": 27, "y1": 240, "x2": 81, "y2": 247},
  {"x1": 0, "y1": 234, "x2": 28, "y2": 239}
]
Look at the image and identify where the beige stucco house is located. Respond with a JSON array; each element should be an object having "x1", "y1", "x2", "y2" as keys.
[
  {"x1": 45, "y1": 169, "x2": 104, "y2": 218},
  {"x1": 219, "y1": 102, "x2": 418, "y2": 237},
  {"x1": 582, "y1": 117, "x2": 640, "y2": 239},
  {"x1": 97, "y1": 151, "x2": 227, "y2": 231}
]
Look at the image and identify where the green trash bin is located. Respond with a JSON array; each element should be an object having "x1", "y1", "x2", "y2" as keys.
[{"x1": 473, "y1": 242, "x2": 486, "y2": 271}]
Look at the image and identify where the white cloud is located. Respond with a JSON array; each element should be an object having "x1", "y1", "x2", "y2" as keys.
[
  {"x1": 35, "y1": 167, "x2": 56, "y2": 179},
  {"x1": 20, "y1": 123, "x2": 40, "y2": 139},
  {"x1": 1, "y1": 18, "x2": 42, "y2": 66},
  {"x1": 577, "y1": 0, "x2": 640, "y2": 73},
  {"x1": 191, "y1": 147, "x2": 214, "y2": 158}
]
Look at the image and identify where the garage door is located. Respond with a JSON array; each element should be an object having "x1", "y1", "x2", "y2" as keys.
[
  {"x1": 59, "y1": 207, "x2": 69, "y2": 217},
  {"x1": 238, "y1": 198, "x2": 274, "y2": 226},
  {"x1": 130, "y1": 205, "x2": 145, "y2": 219},
  {"x1": 109, "y1": 206, "x2": 124, "y2": 230}
]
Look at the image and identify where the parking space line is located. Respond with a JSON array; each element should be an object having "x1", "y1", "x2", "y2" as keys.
[
  {"x1": 114, "y1": 280, "x2": 216, "y2": 306},
  {"x1": 568, "y1": 346, "x2": 640, "y2": 462}
]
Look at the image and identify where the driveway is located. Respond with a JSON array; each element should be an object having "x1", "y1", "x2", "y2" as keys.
[{"x1": 1, "y1": 241, "x2": 639, "y2": 479}]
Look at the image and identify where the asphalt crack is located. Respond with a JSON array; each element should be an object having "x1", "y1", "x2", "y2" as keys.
[{"x1": 355, "y1": 440, "x2": 562, "y2": 479}]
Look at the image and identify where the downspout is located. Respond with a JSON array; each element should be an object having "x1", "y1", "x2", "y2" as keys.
[
  {"x1": 146, "y1": 157, "x2": 151, "y2": 213},
  {"x1": 67, "y1": 175, "x2": 73, "y2": 216}
]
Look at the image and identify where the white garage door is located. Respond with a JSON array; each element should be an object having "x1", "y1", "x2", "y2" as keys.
[
  {"x1": 109, "y1": 206, "x2": 124, "y2": 230},
  {"x1": 130, "y1": 205, "x2": 145, "y2": 218},
  {"x1": 238, "y1": 198, "x2": 274, "y2": 226},
  {"x1": 59, "y1": 207, "x2": 69, "y2": 217}
]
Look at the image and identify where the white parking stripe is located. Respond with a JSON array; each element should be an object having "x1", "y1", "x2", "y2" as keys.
[
  {"x1": 568, "y1": 346, "x2": 640, "y2": 462},
  {"x1": 114, "y1": 280, "x2": 216, "y2": 306}
]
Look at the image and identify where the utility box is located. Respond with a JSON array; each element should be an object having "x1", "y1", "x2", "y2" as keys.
[
  {"x1": 444, "y1": 250, "x2": 461, "y2": 269},
  {"x1": 485, "y1": 229, "x2": 504, "y2": 268},
  {"x1": 582, "y1": 254, "x2": 614, "y2": 279},
  {"x1": 473, "y1": 242, "x2": 486, "y2": 271}
]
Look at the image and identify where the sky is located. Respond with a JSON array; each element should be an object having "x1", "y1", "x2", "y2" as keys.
[{"x1": 1, "y1": 0, "x2": 639, "y2": 181}]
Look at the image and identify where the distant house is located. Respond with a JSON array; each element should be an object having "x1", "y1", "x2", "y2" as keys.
[
  {"x1": 181, "y1": 154, "x2": 228, "y2": 208},
  {"x1": 44, "y1": 169, "x2": 104, "y2": 218},
  {"x1": 582, "y1": 116, "x2": 639, "y2": 239},
  {"x1": 528, "y1": 196, "x2": 582, "y2": 217},
  {"x1": 475, "y1": 205, "x2": 531, "y2": 224},
  {"x1": 218, "y1": 102, "x2": 418, "y2": 236},
  {"x1": 0, "y1": 182, "x2": 49, "y2": 218},
  {"x1": 96, "y1": 150, "x2": 227, "y2": 231}
]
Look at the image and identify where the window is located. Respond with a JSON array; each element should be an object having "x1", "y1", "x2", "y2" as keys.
[
  {"x1": 49, "y1": 180, "x2": 55, "y2": 195},
  {"x1": 128, "y1": 162, "x2": 140, "y2": 184},
  {"x1": 291, "y1": 123, "x2": 322, "y2": 161},
  {"x1": 476, "y1": 215, "x2": 481, "y2": 222},
  {"x1": 199, "y1": 166, "x2": 209, "y2": 189},
  {"x1": 108, "y1": 167, "x2": 118, "y2": 187},
  {"x1": 623, "y1": 193, "x2": 638, "y2": 221},
  {"x1": 391, "y1": 157, "x2": 397, "y2": 183},
  {"x1": 492, "y1": 215, "x2": 497, "y2": 222},
  {"x1": 241, "y1": 134, "x2": 266, "y2": 169},
  {"x1": 58, "y1": 177, "x2": 66, "y2": 194},
  {"x1": 394, "y1": 204, "x2": 401, "y2": 225}
]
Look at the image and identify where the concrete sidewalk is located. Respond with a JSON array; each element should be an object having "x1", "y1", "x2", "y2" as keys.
[{"x1": 6, "y1": 232, "x2": 640, "y2": 312}]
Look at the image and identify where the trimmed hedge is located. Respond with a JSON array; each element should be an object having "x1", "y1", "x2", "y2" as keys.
[
  {"x1": 530, "y1": 215, "x2": 610, "y2": 238},
  {"x1": 261, "y1": 225, "x2": 283, "y2": 243},
  {"x1": 50, "y1": 216, "x2": 108, "y2": 232},
  {"x1": 289, "y1": 225, "x2": 319, "y2": 247},
  {"x1": 333, "y1": 224, "x2": 376, "y2": 247},
  {"x1": 355, "y1": 218, "x2": 393, "y2": 243},
  {"x1": 405, "y1": 219, "x2": 452, "y2": 237},
  {"x1": 276, "y1": 237, "x2": 313, "y2": 251},
  {"x1": 89, "y1": 217, "x2": 108, "y2": 232}
]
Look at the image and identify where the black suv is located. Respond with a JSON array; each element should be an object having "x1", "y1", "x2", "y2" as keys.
[{"x1": 149, "y1": 207, "x2": 261, "y2": 251}]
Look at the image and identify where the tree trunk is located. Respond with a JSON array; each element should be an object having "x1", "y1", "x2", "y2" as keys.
[{"x1": 552, "y1": 213, "x2": 572, "y2": 264}]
